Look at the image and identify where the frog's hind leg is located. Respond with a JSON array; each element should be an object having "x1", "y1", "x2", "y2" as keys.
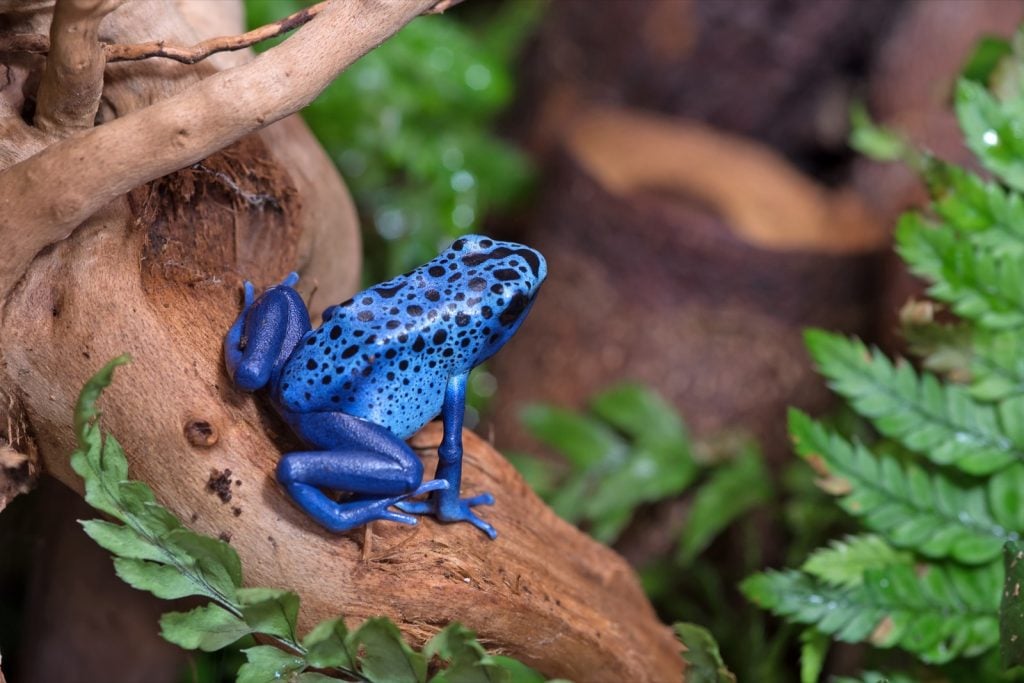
[
  {"x1": 276, "y1": 409, "x2": 452, "y2": 533},
  {"x1": 278, "y1": 461, "x2": 447, "y2": 532}
]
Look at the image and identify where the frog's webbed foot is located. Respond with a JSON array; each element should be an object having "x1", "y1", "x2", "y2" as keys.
[
  {"x1": 283, "y1": 478, "x2": 449, "y2": 532},
  {"x1": 396, "y1": 491, "x2": 497, "y2": 539},
  {"x1": 347, "y1": 479, "x2": 450, "y2": 526}
]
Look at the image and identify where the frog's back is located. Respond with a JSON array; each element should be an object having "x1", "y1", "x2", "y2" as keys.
[
  {"x1": 277, "y1": 291, "x2": 451, "y2": 438},
  {"x1": 278, "y1": 235, "x2": 546, "y2": 439}
]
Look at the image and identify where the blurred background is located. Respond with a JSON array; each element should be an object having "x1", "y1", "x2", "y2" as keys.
[{"x1": 3, "y1": 0, "x2": 1024, "y2": 681}]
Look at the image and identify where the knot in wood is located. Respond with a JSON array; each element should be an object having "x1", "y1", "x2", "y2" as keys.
[{"x1": 184, "y1": 419, "x2": 218, "y2": 448}]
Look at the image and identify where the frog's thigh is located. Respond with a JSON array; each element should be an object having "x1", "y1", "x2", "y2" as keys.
[
  {"x1": 279, "y1": 409, "x2": 425, "y2": 495},
  {"x1": 277, "y1": 448, "x2": 422, "y2": 496}
]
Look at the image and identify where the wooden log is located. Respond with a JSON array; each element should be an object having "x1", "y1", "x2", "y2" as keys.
[
  {"x1": 488, "y1": 106, "x2": 887, "y2": 466},
  {"x1": 0, "y1": 5, "x2": 682, "y2": 680},
  {"x1": 512, "y1": 0, "x2": 904, "y2": 165}
]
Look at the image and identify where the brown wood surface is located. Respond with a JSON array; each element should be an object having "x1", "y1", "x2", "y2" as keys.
[
  {"x1": 0, "y1": 3, "x2": 682, "y2": 680},
  {"x1": 489, "y1": 106, "x2": 887, "y2": 467}
]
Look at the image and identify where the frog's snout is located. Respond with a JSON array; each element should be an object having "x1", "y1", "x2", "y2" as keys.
[{"x1": 526, "y1": 247, "x2": 547, "y2": 296}]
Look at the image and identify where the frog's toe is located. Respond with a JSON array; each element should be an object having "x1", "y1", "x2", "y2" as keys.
[
  {"x1": 378, "y1": 508, "x2": 417, "y2": 526},
  {"x1": 457, "y1": 493, "x2": 497, "y2": 538},
  {"x1": 463, "y1": 492, "x2": 494, "y2": 507},
  {"x1": 358, "y1": 493, "x2": 420, "y2": 526},
  {"x1": 443, "y1": 495, "x2": 498, "y2": 539},
  {"x1": 243, "y1": 281, "x2": 255, "y2": 307},
  {"x1": 395, "y1": 500, "x2": 432, "y2": 514},
  {"x1": 463, "y1": 510, "x2": 497, "y2": 540},
  {"x1": 394, "y1": 479, "x2": 448, "y2": 513},
  {"x1": 413, "y1": 479, "x2": 449, "y2": 496},
  {"x1": 281, "y1": 272, "x2": 300, "y2": 288}
]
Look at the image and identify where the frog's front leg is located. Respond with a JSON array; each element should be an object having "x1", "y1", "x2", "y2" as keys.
[
  {"x1": 396, "y1": 373, "x2": 497, "y2": 539},
  {"x1": 224, "y1": 281, "x2": 256, "y2": 375},
  {"x1": 277, "y1": 411, "x2": 449, "y2": 533},
  {"x1": 225, "y1": 273, "x2": 307, "y2": 392}
]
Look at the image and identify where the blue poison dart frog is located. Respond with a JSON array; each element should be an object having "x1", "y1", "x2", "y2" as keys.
[{"x1": 225, "y1": 235, "x2": 546, "y2": 539}]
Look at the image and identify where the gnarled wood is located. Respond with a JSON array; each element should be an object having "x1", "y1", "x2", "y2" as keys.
[
  {"x1": 0, "y1": 0, "x2": 436, "y2": 299},
  {"x1": 0, "y1": 2, "x2": 681, "y2": 680},
  {"x1": 33, "y1": 0, "x2": 123, "y2": 134}
]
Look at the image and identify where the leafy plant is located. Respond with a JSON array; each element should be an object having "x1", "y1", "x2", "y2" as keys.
[
  {"x1": 674, "y1": 623, "x2": 737, "y2": 683},
  {"x1": 744, "y1": 27, "x2": 1024, "y2": 681},
  {"x1": 245, "y1": 1, "x2": 539, "y2": 281},
  {"x1": 72, "y1": 356, "x2": 560, "y2": 683},
  {"x1": 511, "y1": 383, "x2": 759, "y2": 681},
  {"x1": 512, "y1": 383, "x2": 771, "y2": 549}
]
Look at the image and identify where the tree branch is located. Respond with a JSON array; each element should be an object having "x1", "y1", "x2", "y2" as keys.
[
  {"x1": 103, "y1": 1, "x2": 326, "y2": 65},
  {"x1": 0, "y1": 0, "x2": 436, "y2": 298},
  {"x1": 34, "y1": 0, "x2": 124, "y2": 134},
  {"x1": 424, "y1": 0, "x2": 467, "y2": 13},
  {"x1": 0, "y1": 33, "x2": 49, "y2": 55},
  {"x1": 0, "y1": 0, "x2": 465, "y2": 66}
]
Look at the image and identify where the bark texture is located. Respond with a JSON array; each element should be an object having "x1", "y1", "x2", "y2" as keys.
[{"x1": 0, "y1": 2, "x2": 682, "y2": 680}]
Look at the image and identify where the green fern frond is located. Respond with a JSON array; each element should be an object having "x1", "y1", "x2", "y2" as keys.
[
  {"x1": 933, "y1": 165, "x2": 1024, "y2": 252},
  {"x1": 970, "y1": 329, "x2": 1024, "y2": 400},
  {"x1": 789, "y1": 409, "x2": 1017, "y2": 564},
  {"x1": 956, "y1": 79, "x2": 1024, "y2": 193},
  {"x1": 801, "y1": 535, "x2": 913, "y2": 588},
  {"x1": 805, "y1": 329, "x2": 1024, "y2": 475},
  {"x1": 742, "y1": 561, "x2": 1001, "y2": 664},
  {"x1": 897, "y1": 213, "x2": 1024, "y2": 330},
  {"x1": 752, "y1": 32, "x2": 1024, "y2": 677},
  {"x1": 72, "y1": 359, "x2": 561, "y2": 683}
]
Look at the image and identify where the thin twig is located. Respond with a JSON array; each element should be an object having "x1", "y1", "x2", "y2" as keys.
[
  {"x1": 361, "y1": 523, "x2": 374, "y2": 561},
  {"x1": 424, "y1": 0, "x2": 466, "y2": 13},
  {"x1": 0, "y1": 0, "x2": 464, "y2": 66},
  {"x1": 104, "y1": 1, "x2": 326, "y2": 64}
]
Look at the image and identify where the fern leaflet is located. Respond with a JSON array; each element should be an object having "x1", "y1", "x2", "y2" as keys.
[
  {"x1": 742, "y1": 561, "x2": 1001, "y2": 664},
  {"x1": 789, "y1": 409, "x2": 1017, "y2": 564},
  {"x1": 806, "y1": 329, "x2": 1024, "y2": 474}
]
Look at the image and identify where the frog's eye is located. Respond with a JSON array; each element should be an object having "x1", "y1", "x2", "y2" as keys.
[
  {"x1": 452, "y1": 238, "x2": 467, "y2": 251},
  {"x1": 499, "y1": 292, "x2": 530, "y2": 326}
]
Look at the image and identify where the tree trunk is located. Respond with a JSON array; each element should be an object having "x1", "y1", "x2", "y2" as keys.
[
  {"x1": 0, "y1": 2, "x2": 683, "y2": 681},
  {"x1": 490, "y1": 106, "x2": 887, "y2": 467}
]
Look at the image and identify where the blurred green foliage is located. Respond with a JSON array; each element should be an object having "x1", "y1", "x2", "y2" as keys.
[
  {"x1": 674, "y1": 623, "x2": 737, "y2": 683},
  {"x1": 744, "y1": 25, "x2": 1024, "y2": 682},
  {"x1": 245, "y1": 1, "x2": 540, "y2": 282},
  {"x1": 512, "y1": 383, "x2": 770, "y2": 547},
  {"x1": 511, "y1": 383, "x2": 786, "y2": 682}
]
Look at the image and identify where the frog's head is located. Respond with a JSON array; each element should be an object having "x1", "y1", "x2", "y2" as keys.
[{"x1": 447, "y1": 234, "x2": 547, "y2": 363}]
